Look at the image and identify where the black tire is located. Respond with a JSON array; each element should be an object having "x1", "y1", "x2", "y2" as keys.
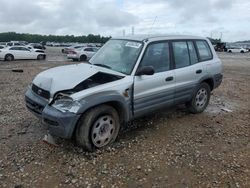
[
  {"x1": 80, "y1": 55, "x2": 87, "y2": 61},
  {"x1": 240, "y1": 50, "x2": 244, "y2": 53},
  {"x1": 37, "y1": 54, "x2": 45, "y2": 60},
  {"x1": 5, "y1": 54, "x2": 14, "y2": 61},
  {"x1": 75, "y1": 105, "x2": 120, "y2": 151},
  {"x1": 228, "y1": 50, "x2": 232, "y2": 53},
  {"x1": 187, "y1": 83, "x2": 211, "y2": 114}
]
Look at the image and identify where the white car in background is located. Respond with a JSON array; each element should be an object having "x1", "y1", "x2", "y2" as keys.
[
  {"x1": 227, "y1": 47, "x2": 248, "y2": 53},
  {"x1": 67, "y1": 47, "x2": 99, "y2": 61},
  {"x1": 0, "y1": 46, "x2": 46, "y2": 61},
  {"x1": 26, "y1": 45, "x2": 45, "y2": 53}
]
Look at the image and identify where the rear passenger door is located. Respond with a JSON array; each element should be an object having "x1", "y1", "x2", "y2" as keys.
[
  {"x1": 172, "y1": 40, "x2": 205, "y2": 104},
  {"x1": 84, "y1": 48, "x2": 95, "y2": 58},
  {"x1": 133, "y1": 41, "x2": 175, "y2": 117}
]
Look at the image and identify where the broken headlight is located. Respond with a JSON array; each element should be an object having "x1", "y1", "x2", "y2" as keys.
[{"x1": 52, "y1": 95, "x2": 81, "y2": 113}]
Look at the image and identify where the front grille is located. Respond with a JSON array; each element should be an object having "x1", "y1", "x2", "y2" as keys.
[
  {"x1": 25, "y1": 97, "x2": 45, "y2": 115},
  {"x1": 32, "y1": 84, "x2": 50, "y2": 100}
]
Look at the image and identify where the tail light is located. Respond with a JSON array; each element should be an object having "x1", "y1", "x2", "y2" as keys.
[{"x1": 68, "y1": 50, "x2": 77, "y2": 54}]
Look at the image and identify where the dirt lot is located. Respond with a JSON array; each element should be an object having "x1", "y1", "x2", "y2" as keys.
[{"x1": 0, "y1": 47, "x2": 249, "y2": 188}]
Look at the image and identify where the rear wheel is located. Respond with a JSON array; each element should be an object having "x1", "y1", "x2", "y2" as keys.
[
  {"x1": 240, "y1": 50, "x2": 244, "y2": 53},
  {"x1": 37, "y1": 54, "x2": 45, "y2": 60},
  {"x1": 5, "y1": 54, "x2": 14, "y2": 61},
  {"x1": 75, "y1": 105, "x2": 120, "y2": 151},
  {"x1": 187, "y1": 83, "x2": 211, "y2": 114},
  {"x1": 80, "y1": 55, "x2": 87, "y2": 61},
  {"x1": 228, "y1": 50, "x2": 232, "y2": 53}
]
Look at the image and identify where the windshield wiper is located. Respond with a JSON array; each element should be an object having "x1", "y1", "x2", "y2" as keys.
[{"x1": 93, "y1": 63, "x2": 111, "y2": 69}]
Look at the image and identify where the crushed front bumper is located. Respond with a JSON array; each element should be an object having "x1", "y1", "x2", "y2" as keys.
[{"x1": 25, "y1": 88, "x2": 80, "y2": 139}]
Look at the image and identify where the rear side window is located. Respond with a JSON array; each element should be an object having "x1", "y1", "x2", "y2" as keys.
[
  {"x1": 10, "y1": 47, "x2": 19, "y2": 50},
  {"x1": 84, "y1": 48, "x2": 93, "y2": 52},
  {"x1": 172, "y1": 41, "x2": 190, "y2": 69},
  {"x1": 139, "y1": 42, "x2": 170, "y2": 73},
  {"x1": 196, "y1": 41, "x2": 212, "y2": 61},
  {"x1": 187, "y1": 41, "x2": 198, "y2": 64}
]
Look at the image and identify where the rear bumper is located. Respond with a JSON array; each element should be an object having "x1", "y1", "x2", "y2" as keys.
[{"x1": 25, "y1": 88, "x2": 80, "y2": 139}]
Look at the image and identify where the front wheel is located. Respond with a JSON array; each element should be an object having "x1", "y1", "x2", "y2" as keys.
[
  {"x1": 80, "y1": 55, "x2": 87, "y2": 61},
  {"x1": 37, "y1": 54, "x2": 45, "y2": 60},
  {"x1": 75, "y1": 105, "x2": 120, "y2": 151},
  {"x1": 187, "y1": 83, "x2": 211, "y2": 114}
]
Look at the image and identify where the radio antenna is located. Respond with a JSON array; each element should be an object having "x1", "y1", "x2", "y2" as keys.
[{"x1": 148, "y1": 16, "x2": 158, "y2": 35}]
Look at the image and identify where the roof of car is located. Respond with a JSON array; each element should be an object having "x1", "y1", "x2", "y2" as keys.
[{"x1": 112, "y1": 34, "x2": 206, "y2": 42}]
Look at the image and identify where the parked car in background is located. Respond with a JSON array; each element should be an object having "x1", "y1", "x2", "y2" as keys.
[
  {"x1": 227, "y1": 47, "x2": 248, "y2": 53},
  {"x1": 0, "y1": 45, "x2": 5, "y2": 49},
  {"x1": 25, "y1": 35, "x2": 223, "y2": 151},
  {"x1": 7, "y1": 41, "x2": 21, "y2": 46},
  {"x1": 29, "y1": 43, "x2": 46, "y2": 50},
  {"x1": 67, "y1": 47, "x2": 99, "y2": 61},
  {"x1": 62, "y1": 45, "x2": 86, "y2": 54},
  {"x1": 0, "y1": 46, "x2": 46, "y2": 61},
  {"x1": 26, "y1": 45, "x2": 45, "y2": 53}
]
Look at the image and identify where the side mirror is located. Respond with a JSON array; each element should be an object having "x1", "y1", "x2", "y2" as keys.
[{"x1": 136, "y1": 66, "x2": 155, "y2": 76}]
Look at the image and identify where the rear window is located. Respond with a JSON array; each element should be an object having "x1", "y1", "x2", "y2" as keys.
[{"x1": 196, "y1": 41, "x2": 212, "y2": 61}]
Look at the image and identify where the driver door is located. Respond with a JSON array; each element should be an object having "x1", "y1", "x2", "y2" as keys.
[{"x1": 133, "y1": 41, "x2": 175, "y2": 117}]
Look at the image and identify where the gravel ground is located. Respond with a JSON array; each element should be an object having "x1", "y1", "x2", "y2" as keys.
[{"x1": 0, "y1": 47, "x2": 249, "y2": 187}]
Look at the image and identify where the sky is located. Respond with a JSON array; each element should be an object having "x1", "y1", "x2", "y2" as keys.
[{"x1": 0, "y1": 0, "x2": 249, "y2": 42}]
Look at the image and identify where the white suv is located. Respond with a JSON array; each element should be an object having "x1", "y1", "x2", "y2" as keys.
[{"x1": 25, "y1": 35, "x2": 223, "y2": 151}]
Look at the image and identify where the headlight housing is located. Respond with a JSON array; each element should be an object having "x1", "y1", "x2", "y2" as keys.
[{"x1": 52, "y1": 94, "x2": 81, "y2": 113}]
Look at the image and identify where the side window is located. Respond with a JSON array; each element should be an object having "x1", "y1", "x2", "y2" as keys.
[
  {"x1": 196, "y1": 41, "x2": 212, "y2": 61},
  {"x1": 172, "y1": 41, "x2": 190, "y2": 69},
  {"x1": 139, "y1": 42, "x2": 170, "y2": 73},
  {"x1": 10, "y1": 47, "x2": 18, "y2": 50},
  {"x1": 84, "y1": 48, "x2": 93, "y2": 52},
  {"x1": 187, "y1": 41, "x2": 198, "y2": 64}
]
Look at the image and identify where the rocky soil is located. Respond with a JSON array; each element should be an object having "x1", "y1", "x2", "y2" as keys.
[{"x1": 0, "y1": 48, "x2": 249, "y2": 187}]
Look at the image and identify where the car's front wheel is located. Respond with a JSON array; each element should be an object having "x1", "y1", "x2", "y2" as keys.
[
  {"x1": 75, "y1": 105, "x2": 120, "y2": 151},
  {"x1": 80, "y1": 55, "x2": 87, "y2": 61},
  {"x1": 187, "y1": 83, "x2": 211, "y2": 114},
  {"x1": 37, "y1": 54, "x2": 46, "y2": 60}
]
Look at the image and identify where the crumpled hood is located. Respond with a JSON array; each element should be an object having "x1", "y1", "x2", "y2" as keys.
[{"x1": 32, "y1": 63, "x2": 124, "y2": 97}]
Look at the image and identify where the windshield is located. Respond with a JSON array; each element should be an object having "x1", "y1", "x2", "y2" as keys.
[{"x1": 89, "y1": 39, "x2": 143, "y2": 75}]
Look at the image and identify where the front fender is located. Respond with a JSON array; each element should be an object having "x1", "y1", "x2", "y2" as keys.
[{"x1": 76, "y1": 91, "x2": 131, "y2": 122}]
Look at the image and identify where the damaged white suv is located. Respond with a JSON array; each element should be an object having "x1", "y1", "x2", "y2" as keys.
[{"x1": 25, "y1": 35, "x2": 223, "y2": 151}]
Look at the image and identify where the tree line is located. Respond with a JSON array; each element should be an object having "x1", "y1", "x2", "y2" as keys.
[{"x1": 0, "y1": 32, "x2": 111, "y2": 43}]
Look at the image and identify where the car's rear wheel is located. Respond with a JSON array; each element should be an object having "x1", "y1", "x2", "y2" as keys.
[
  {"x1": 5, "y1": 54, "x2": 14, "y2": 61},
  {"x1": 75, "y1": 105, "x2": 120, "y2": 151},
  {"x1": 240, "y1": 50, "x2": 244, "y2": 53},
  {"x1": 80, "y1": 55, "x2": 87, "y2": 61},
  {"x1": 228, "y1": 50, "x2": 232, "y2": 53},
  {"x1": 37, "y1": 54, "x2": 45, "y2": 60},
  {"x1": 187, "y1": 83, "x2": 211, "y2": 114}
]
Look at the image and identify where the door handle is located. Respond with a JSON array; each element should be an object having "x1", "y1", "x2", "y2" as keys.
[
  {"x1": 196, "y1": 69, "x2": 202, "y2": 74},
  {"x1": 165, "y1": 76, "x2": 174, "y2": 81}
]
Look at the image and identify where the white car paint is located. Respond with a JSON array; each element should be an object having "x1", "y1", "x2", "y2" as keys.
[
  {"x1": 227, "y1": 47, "x2": 248, "y2": 53},
  {"x1": 0, "y1": 46, "x2": 45, "y2": 60}
]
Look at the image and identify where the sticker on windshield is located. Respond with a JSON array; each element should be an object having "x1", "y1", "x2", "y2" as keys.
[{"x1": 125, "y1": 42, "x2": 142, "y2": 48}]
